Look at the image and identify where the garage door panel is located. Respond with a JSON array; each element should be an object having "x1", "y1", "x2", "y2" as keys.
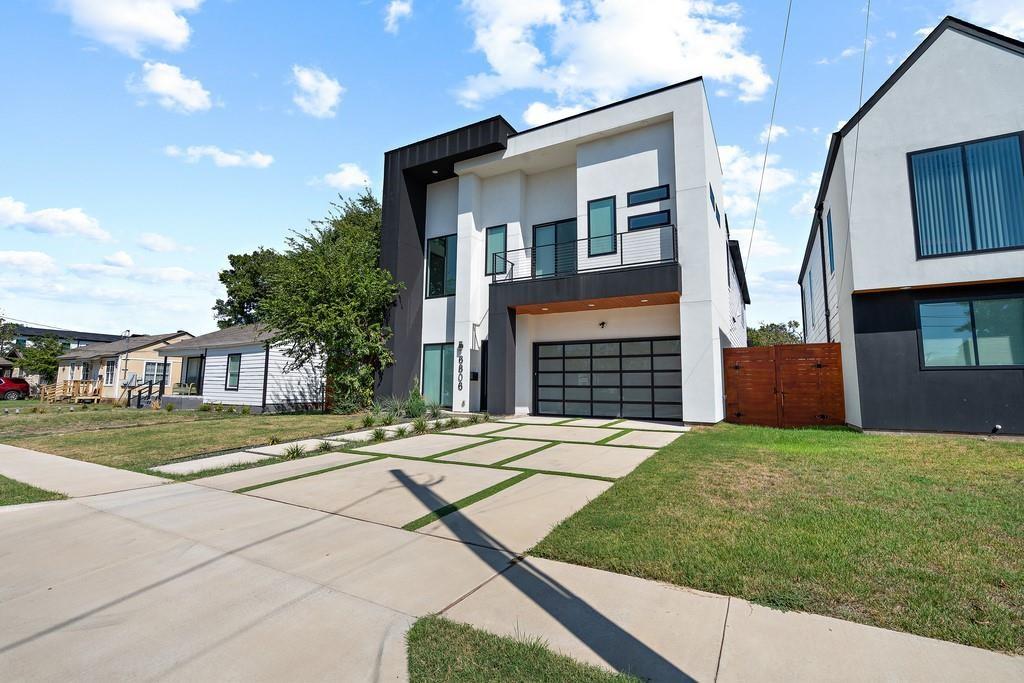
[{"x1": 534, "y1": 336, "x2": 682, "y2": 419}]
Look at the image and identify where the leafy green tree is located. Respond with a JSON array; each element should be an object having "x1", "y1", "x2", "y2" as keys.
[
  {"x1": 18, "y1": 335, "x2": 64, "y2": 383},
  {"x1": 260, "y1": 191, "x2": 401, "y2": 410},
  {"x1": 0, "y1": 314, "x2": 17, "y2": 357},
  {"x1": 213, "y1": 248, "x2": 282, "y2": 328},
  {"x1": 747, "y1": 320, "x2": 802, "y2": 347}
]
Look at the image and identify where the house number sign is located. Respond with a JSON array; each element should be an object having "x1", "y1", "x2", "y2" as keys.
[{"x1": 457, "y1": 346, "x2": 464, "y2": 391}]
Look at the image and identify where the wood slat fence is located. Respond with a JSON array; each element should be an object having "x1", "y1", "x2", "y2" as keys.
[{"x1": 724, "y1": 343, "x2": 845, "y2": 428}]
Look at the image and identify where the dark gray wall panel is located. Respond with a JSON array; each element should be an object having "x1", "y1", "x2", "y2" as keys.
[{"x1": 852, "y1": 282, "x2": 1024, "y2": 435}]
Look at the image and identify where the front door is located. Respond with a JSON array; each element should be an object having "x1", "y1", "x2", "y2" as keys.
[
  {"x1": 422, "y1": 343, "x2": 454, "y2": 408},
  {"x1": 533, "y1": 219, "x2": 577, "y2": 278},
  {"x1": 184, "y1": 356, "x2": 203, "y2": 386}
]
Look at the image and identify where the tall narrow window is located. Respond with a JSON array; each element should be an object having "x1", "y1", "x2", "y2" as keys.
[
  {"x1": 910, "y1": 132, "x2": 1024, "y2": 256},
  {"x1": 104, "y1": 360, "x2": 116, "y2": 386},
  {"x1": 225, "y1": 353, "x2": 241, "y2": 390},
  {"x1": 804, "y1": 271, "x2": 815, "y2": 327},
  {"x1": 826, "y1": 210, "x2": 835, "y2": 273},
  {"x1": 422, "y1": 343, "x2": 454, "y2": 408},
  {"x1": 587, "y1": 197, "x2": 616, "y2": 256},
  {"x1": 485, "y1": 225, "x2": 507, "y2": 275},
  {"x1": 426, "y1": 234, "x2": 457, "y2": 297}
]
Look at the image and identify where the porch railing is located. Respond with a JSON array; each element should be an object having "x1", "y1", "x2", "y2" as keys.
[{"x1": 490, "y1": 224, "x2": 677, "y2": 284}]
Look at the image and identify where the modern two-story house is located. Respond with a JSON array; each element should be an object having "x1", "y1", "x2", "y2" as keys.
[
  {"x1": 798, "y1": 16, "x2": 1024, "y2": 435},
  {"x1": 378, "y1": 78, "x2": 749, "y2": 423}
]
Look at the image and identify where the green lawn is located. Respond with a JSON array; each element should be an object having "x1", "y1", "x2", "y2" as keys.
[
  {"x1": 0, "y1": 403, "x2": 240, "y2": 439},
  {"x1": 4, "y1": 412, "x2": 363, "y2": 470},
  {"x1": 407, "y1": 616, "x2": 639, "y2": 683},
  {"x1": 531, "y1": 424, "x2": 1024, "y2": 653},
  {"x1": 0, "y1": 474, "x2": 66, "y2": 506}
]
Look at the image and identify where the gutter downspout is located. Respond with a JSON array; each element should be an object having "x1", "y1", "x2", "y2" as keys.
[
  {"x1": 260, "y1": 343, "x2": 270, "y2": 413},
  {"x1": 817, "y1": 210, "x2": 832, "y2": 342}
]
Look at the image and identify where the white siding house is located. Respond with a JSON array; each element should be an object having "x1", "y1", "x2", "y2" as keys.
[{"x1": 159, "y1": 325, "x2": 323, "y2": 412}]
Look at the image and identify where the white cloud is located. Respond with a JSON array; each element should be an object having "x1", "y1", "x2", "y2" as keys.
[
  {"x1": 103, "y1": 250, "x2": 134, "y2": 268},
  {"x1": 384, "y1": 0, "x2": 413, "y2": 34},
  {"x1": 789, "y1": 171, "x2": 822, "y2": 218},
  {"x1": 137, "y1": 232, "x2": 191, "y2": 253},
  {"x1": 0, "y1": 196, "x2": 111, "y2": 241},
  {"x1": 70, "y1": 261, "x2": 201, "y2": 285},
  {"x1": 57, "y1": 0, "x2": 203, "y2": 57},
  {"x1": 522, "y1": 101, "x2": 585, "y2": 126},
  {"x1": 130, "y1": 62, "x2": 211, "y2": 113},
  {"x1": 0, "y1": 251, "x2": 58, "y2": 276},
  {"x1": 316, "y1": 163, "x2": 371, "y2": 191},
  {"x1": 758, "y1": 123, "x2": 788, "y2": 145},
  {"x1": 718, "y1": 145, "x2": 797, "y2": 219},
  {"x1": 291, "y1": 66, "x2": 344, "y2": 118},
  {"x1": 955, "y1": 0, "x2": 1024, "y2": 39},
  {"x1": 730, "y1": 226, "x2": 790, "y2": 260},
  {"x1": 165, "y1": 145, "x2": 273, "y2": 168},
  {"x1": 816, "y1": 39, "x2": 874, "y2": 65},
  {"x1": 914, "y1": 26, "x2": 935, "y2": 38},
  {"x1": 456, "y1": 0, "x2": 771, "y2": 110}
]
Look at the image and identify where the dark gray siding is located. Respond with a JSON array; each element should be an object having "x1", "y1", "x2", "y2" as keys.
[{"x1": 852, "y1": 282, "x2": 1024, "y2": 434}]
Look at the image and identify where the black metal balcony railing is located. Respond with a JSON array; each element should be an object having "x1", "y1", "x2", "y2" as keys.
[{"x1": 490, "y1": 224, "x2": 678, "y2": 284}]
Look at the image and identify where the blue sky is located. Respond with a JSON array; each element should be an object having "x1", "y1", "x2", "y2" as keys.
[{"x1": 2, "y1": 0, "x2": 1020, "y2": 337}]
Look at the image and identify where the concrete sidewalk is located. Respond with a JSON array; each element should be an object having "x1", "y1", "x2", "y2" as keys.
[
  {"x1": 446, "y1": 556, "x2": 1024, "y2": 682},
  {"x1": 0, "y1": 444, "x2": 167, "y2": 497}
]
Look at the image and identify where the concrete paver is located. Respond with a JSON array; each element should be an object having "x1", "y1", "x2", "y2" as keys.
[
  {"x1": 436, "y1": 438, "x2": 549, "y2": 466},
  {"x1": 325, "y1": 425, "x2": 402, "y2": 443},
  {"x1": 353, "y1": 433, "x2": 488, "y2": 458},
  {"x1": 607, "y1": 430, "x2": 681, "y2": 448},
  {"x1": 190, "y1": 452, "x2": 374, "y2": 491},
  {"x1": 614, "y1": 420, "x2": 690, "y2": 432},
  {"x1": 251, "y1": 456, "x2": 520, "y2": 526},
  {"x1": 511, "y1": 442, "x2": 656, "y2": 478},
  {"x1": 445, "y1": 556, "x2": 729, "y2": 682},
  {"x1": 247, "y1": 438, "x2": 336, "y2": 456},
  {"x1": 716, "y1": 599, "x2": 1024, "y2": 683},
  {"x1": 495, "y1": 424, "x2": 622, "y2": 443},
  {"x1": 0, "y1": 444, "x2": 166, "y2": 497},
  {"x1": 150, "y1": 451, "x2": 273, "y2": 475},
  {"x1": 418, "y1": 473, "x2": 612, "y2": 552},
  {"x1": 499, "y1": 415, "x2": 567, "y2": 425},
  {"x1": 75, "y1": 483, "x2": 515, "y2": 617},
  {"x1": 562, "y1": 418, "x2": 621, "y2": 427},
  {"x1": 0, "y1": 497, "x2": 414, "y2": 682},
  {"x1": 445, "y1": 421, "x2": 516, "y2": 436}
]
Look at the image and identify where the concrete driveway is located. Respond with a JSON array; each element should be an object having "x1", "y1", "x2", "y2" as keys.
[{"x1": 2, "y1": 420, "x2": 1021, "y2": 682}]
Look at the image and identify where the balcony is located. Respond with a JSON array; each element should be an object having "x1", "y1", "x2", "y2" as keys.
[{"x1": 490, "y1": 224, "x2": 678, "y2": 284}]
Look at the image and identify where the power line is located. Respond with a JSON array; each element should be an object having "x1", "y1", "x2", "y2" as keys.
[{"x1": 745, "y1": 0, "x2": 794, "y2": 268}]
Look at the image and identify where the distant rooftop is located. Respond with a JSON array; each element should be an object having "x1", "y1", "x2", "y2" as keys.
[{"x1": 15, "y1": 325, "x2": 122, "y2": 343}]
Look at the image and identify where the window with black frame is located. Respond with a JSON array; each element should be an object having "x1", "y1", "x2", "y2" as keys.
[
  {"x1": 485, "y1": 225, "x2": 507, "y2": 275},
  {"x1": 426, "y1": 234, "x2": 457, "y2": 297},
  {"x1": 587, "y1": 197, "x2": 616, "y2": 256},
  {"x1": 918, "y1": 296, "x2": 1024, "y2": 368}
]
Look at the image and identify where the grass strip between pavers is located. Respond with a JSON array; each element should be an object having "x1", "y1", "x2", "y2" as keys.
[
  {"x1": 486, "y1": 431, "x2": 654, "y2": 450},
  {"x1": 402, "y1": 471, "x2": 534, "y2": 531},
  {"x1": 491, "y1": 441, "x2": 557, "y2": 467},
  {"x1": 594, "y1": 429, "x2": 630, "y2": 445},
  {"x1": 234, "y1": 456, "x2": 380, "y2": 493}
]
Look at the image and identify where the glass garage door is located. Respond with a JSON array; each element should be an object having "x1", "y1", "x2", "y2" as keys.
[{"x1": 534, "y1": 337, "x2": 682, "y2": 420}]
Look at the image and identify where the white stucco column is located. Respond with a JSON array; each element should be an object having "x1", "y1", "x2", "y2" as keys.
[{"x1": 452, "y1": 173, "x2": 482, "y2": 412}]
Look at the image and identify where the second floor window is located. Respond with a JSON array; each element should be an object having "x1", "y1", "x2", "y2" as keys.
[
  {"x1": 485, "y1": 225, "x2": 506, "y2": 275},
  {"x1": 426, "y1": 234, "x2": 457, "y2": 297},
  {"x1": 587, "y1": 197, "x2": 616, "y2": 256},
  {"x1": 910, "y1": 132, "x2": 1024, "y2": 257}
]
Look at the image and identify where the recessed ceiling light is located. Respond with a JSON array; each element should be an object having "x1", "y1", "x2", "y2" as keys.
[
  {"x1": 541, "y1": 307, "x2": 549, "y2": 311},
  {"x1": 587, "y1": 303, "x2": 595, "y2": 307},
  {"x1": 431, "y1": 169, "x2": 439, "y2": 175},
  {"x1": 640, "y1": 299, "x2": 649, "y2": 303}
]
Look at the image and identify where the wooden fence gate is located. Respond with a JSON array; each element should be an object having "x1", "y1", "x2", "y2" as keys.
[{"x1": 724, "y1": 343, "x2": 845, "y2": 428}]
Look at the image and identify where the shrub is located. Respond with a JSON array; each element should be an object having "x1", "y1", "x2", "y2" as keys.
[
  {"x1": 198, "y1": 403, "x2": 212, "y2": 412},
  {"x1": 149, "y1": 400, "x2": 161, "y2": 411},
  {"x1": 394, "y1": 426, "x2": 408, "y2": 437},
  {"x1": 426, "y1": 400, "x2": 443, "y2": 420},
  {"x1": 226, "y1": 406, "x2": 236, "y2": 414},
  {"x1": 241, "y1": 405, "x2": 251, "y2": 415},
  {"x1": 380, "y1": 411, "x2": 395, "y2": 426},
  {"x1": 269, "y1": 435, "x2": 281, "y2": 445},
  {"x1": 317, "y1": 440, "x2": 333, "y2": 453},
  {"x1": 372, "y1": 427, "x2": 387, "y2": 441},
  {"x1": 281, "y1": 444, "x2": 305, "y2": 460},
  {"x1": 467, "y1": 413, "x2": 481, "y2": 424},
  {"x1": 446, "y1": 418, "x2": 461, "y2": 430},
  {"x1": 412, "y1": 417, "x2": 428, "y2": 434},
  {"x1": 406, "y1": 379, "x2": 426, "y2": 418},
  {"x1": 214, "y1": 403, "x2": 224, "y2": 412},
  {"x1": 361, "y1": 413, "x2": 376, "y2": 428},
  {"x1": 165, "y1": 403, "x2": 175, "y2": 412}
]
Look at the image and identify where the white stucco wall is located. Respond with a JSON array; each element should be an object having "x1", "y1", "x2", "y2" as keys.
[{"x1": 422, "y1": 178, "x2": 459, "y2": 346}]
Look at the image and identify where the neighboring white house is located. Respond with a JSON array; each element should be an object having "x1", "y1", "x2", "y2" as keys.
[
  {"x1": 797, "y1": 16, "x2": 1024, "y2": 435},
  {"x1": 158, "y1": 324, "x2": 324, "y2": 413},
  {"x1": 378, "y1": 77, "x2": 750, "y2": 423}
]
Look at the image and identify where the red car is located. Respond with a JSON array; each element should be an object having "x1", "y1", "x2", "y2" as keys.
[{"x1": 0, "y1": 376, "x2": 31, "y2": 400}]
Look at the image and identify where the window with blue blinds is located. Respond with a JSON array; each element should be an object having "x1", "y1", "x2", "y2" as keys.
[{"x1": 910, "y1": 133, "x2": 1024, "y2": 257}]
